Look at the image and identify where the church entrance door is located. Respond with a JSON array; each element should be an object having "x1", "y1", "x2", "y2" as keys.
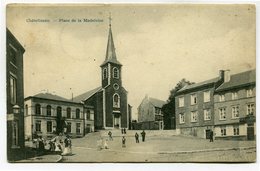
[{"x1": 113, "y1": 114, "x2": 121, "y2": 129}]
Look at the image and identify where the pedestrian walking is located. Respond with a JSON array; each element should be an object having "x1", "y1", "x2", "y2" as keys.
[
  {"x1": 108, "y1": 131, "x2": 113, "y2": 141},
  {"x1": 141, "y1": 130, "x2": 146, "y2": 142},
  {"x1": 135, "y1": 132, "x2": 139, "y2": 143},
  {"x1": 122, "y1": 136, "x2": 126, "y2": 148},
  {"x1": 209, "y1": 130, "x2": 214, "y2": 142}
]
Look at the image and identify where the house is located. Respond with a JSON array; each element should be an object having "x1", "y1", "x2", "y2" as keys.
[
  {"x1": 73, "y1": 19, "x2": 131, "y2": 130},
  {"x1": 137, "y1": 95, "x2": 166, "y2": 130},
  {"x1": 24, "y1": 93, "x2": 85, "y2": 139},
  {"x1": 6, "y1": 28, "x2": 25, "y2": 161},
  {"x1": 175, "y1": 70, "x2": 225, "y2": 138},
  {"x1": 214, "y1": 70, "x2": 256, "y2": 140}
]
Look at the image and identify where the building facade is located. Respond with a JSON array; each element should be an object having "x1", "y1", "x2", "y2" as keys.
[
  {"x1": 175, "y1": 71, "x2": 225, "y2": 138},
  {"x1": 214, "y1": 70, "x2": 256, "y2": 140},
  {"x1": 24, "y1": 93, "x2": 85, "y2": 139},
  {"x1": 137, "y1": 95, "x2": 166, "y2": 130},
  {"x1": 6, "y1": 29, "x2": 25, "y2": 161},
  {"x1": 73, "y1": 20, "x2": 130, "y2": 130}
]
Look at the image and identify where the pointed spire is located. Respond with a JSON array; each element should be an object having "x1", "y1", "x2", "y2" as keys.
[{"x1": 101, "y1": 13, "x2": 122, "y2": 66}]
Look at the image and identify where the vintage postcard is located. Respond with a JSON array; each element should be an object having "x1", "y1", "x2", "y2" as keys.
[{"x1": 6, "y1": 4, "x2": 256, "y2": 163}]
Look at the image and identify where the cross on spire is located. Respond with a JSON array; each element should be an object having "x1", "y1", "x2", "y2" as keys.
[{"x1": 109, "y1": 12, "x2": 112, "y2": 27}]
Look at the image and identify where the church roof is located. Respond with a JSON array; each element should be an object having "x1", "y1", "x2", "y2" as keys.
[
  {"x1": 216, "y1": 69, "x2": 255, "y2": 92},
  {"x1": 73, "y1": 86, "x2": 102, "y2": 103},
  {"x1": 149, "y1": 97, "x2": 166, "y2": 108},
  {"x1": 100, "y1": 24, "x2": 122, "y2": 67},
  {"x1": 28, "y1": 93, "x2": 70, "y2": 102}
]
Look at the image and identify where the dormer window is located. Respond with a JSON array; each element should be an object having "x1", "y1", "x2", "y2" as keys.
[{"x1": 113, "y1": 67, "x2": 119, "y2": 79}]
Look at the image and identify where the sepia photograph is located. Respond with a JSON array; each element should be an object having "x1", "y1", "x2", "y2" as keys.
[{"x1": 5, "y1": 3, "x2": 256, "y2": 163}]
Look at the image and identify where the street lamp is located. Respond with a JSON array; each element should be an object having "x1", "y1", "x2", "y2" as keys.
[{"x1": 13, "y1": 105, "x2": 20, "y2": 114}]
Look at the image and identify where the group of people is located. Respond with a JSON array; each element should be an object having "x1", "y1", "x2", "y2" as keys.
[
  {"x1": 134, "y1": 130, "x2": 146, "y2": 143},
  {"x1": 33, "y1": 133, "x2": 72, "y2": 156}
]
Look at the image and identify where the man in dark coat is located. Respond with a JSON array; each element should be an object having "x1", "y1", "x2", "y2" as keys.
[
  {"x1": 141, "y1": 130, "x2": 146, "y2": 142},
  {"x1": 209, "y1": 130, "x2": 214, "y2": 142},
  {"x1": 135, "y1": 132, "x2": 139, "y2": 143}
]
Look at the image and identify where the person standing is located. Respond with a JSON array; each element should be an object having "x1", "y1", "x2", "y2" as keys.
[
  {"x1": 122, "y1": 136, "x2": 126, "y2": 148},
  {"x1": 135, "y1": 132, "x2": 139, "y2": 143},
  {"x1": 141, "y1": 130, "x2": 146, "y2": 142},
  {"x1": 209, "y1": 130, "x2": 214, "y2": 142},
  {"x1": 121, "y1": 128, "x2": 124, "y2": 134},
  {"x1": 124, "y1": 128, "x2": 127, "y2": 134},
  {"x1": 108, "y1": 131, "x2": 113, "y2": 141}
]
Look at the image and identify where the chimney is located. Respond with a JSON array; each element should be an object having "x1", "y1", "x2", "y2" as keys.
[
  {"x1": 219, "y1": 70, "x2": 225, "y2": 80},
  {"x1": 224, "y1": 70, "x2": 230, "y2": 82}
]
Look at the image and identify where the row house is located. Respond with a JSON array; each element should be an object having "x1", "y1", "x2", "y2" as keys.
[
  {"x1": 6, "y1": 28, "x2": 25, "y2": 161},
  {"x1": 175, "y1": 70, "x2": 224, "y2": 138},
  {"x1": 137, "y1": 95, "x2": 166, "y2": 130},
  {"x1": 214, "y1": 70, "x2": 256, "y2": 140},
  {"x1": 24, "y1": 93, "x2": 94, "y2": 140},
  {"x1": 175, "y1": 69, "x2": 256, "y2": 140}
]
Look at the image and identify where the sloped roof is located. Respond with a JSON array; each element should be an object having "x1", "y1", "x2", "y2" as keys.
[
  {"x1": 73, "y1": 86, "x2": 102, "y2": 103},
  {"x1": 33, "y1": 93, "x2": 70, "y2": 102},
  {"x1": 216, "y1": 69, "x2": 255, "y2": 92},
  {"x1": 149, "y1": 97, "x2": 166, "y2": 108},
  {"x1": 178, "y1": 77, "x2": 219, "y2": 93}
]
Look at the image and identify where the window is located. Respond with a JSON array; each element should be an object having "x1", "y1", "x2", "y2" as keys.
[
  {"x1": 247, "y1": 103, "x2": 254, "y2": 115},
  {"x1": 103, "y1": 68, "x2": 107, "y2": 79},
  {"x1": 179, "y1": 97, "x2": 184, "y2": 107},
  {"x1": 67, "y1": 107, "x2": 71, "y2": 118},
  {"x1": 67, "y1": 122, "x2": 71, "y2": 133},
  {"x1": 232, "y1": 106, "x2": 239, "y2": 118},
  {"x1": 25, "y1": 104, "x2": 28, "y2": 116},
  {"x1": 76, "y1": 109, "x2": 80, "y2": 119},
  {"x1": 155, "y1": 107, "x2": 161, "y2": 115},
  {"x1": 113, "y1": 67, "x2": 119, "y2": 78},
  {"x1": 113, "y1": 94, "x2": 120, "y2": 108},
  {"x1": 12, "y1": 121, "x2": 18, "y2": 147},
  {"x1": 86, "y1": 110, "x2": 90, "y2": 120},
  {"x1": 190, "y1": 94, "x2": 197, "y2": 105},
  {"x1": 233, "y1": 125, "x2": 239, "y2": 135},
  {"x1": 179, "y1": 113, "x2": 185, "y2": 124},
  {"x1": 10, "y1": 76, "x2": 17, "y2": 104},
  {"x1": 219, "y1": 94, "x2": 225, "y2": 102},
  {"x1": 221, "y1": 126, "x2": 226, "y2": 136},
  {"x1": 219, "y1": 108, "x2": 226, "y2": 120},
  {"x1": 9, "y1": 46, "x2": 17, "y2": 66},
  {"x1": 90, "y1": 111, "x2": 94, "y2": 121},
  {"x1": 35, "y1": 104, "x2": 41, "y2": 115},
  {"x1": 46, "y1": 105, "x2": 52, "y2": 116},
  {"x1": 204, "y1": 91, "x2": 210, "y2": 102},
  {"x1": 204, "y1": 109, "x2": 211, "y2": 120},
  {"x1": 191, "y1": 111, "x2": 198, "y2": 122},
  {"x1": 36, "y1": 120, "x2": 41, "y2": 132},
  {"x1": 47, "y1": 121, "x2": 52, "y2": 133},
  {"x1": 57, "y1": 106, "x2": 62, "y2": 118},
  {"x1": 76, "y1": 123, "x2": 81, "y2": 134},
  {"x1": 231, "y1": 92, "x2": 238, "y2": 100},
  {"x1": 247, "y1": 89, "x2": 253, "y2": 97}
]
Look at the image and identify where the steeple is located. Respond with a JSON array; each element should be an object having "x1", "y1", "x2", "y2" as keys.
[{"x1": 101, "y1": 14, "x2": 122, "y2": 66}]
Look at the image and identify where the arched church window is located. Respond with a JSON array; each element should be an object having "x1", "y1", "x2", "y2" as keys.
[
  {"x1": 103, "y1": 68, "x2": 107, "y2": 79},
  {"x1": 113, "y1": 67, "x2": 119, "y2": 79},
  {"x1": 113, "y1": 94, "x2": 120, "y2": 108}
]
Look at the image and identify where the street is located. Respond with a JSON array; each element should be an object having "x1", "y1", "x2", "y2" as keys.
[{"x1": 61, "y1": 131, "x2": 256, "y2": 162}]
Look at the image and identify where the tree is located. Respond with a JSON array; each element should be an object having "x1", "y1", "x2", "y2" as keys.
[{"x1": 162, "y1": 79, "x2": 194, "y2": 129}]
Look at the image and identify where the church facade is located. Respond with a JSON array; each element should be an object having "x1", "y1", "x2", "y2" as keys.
[{"x1": 73, "y1": 21, "x2": 130, "y2": 130}]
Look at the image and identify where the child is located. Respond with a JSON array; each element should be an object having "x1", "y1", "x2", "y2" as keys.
[{"x1": 122, "y1": 136, "x2": 126, "y2": 148}]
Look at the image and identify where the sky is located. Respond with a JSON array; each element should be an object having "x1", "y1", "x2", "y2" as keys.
[{"x1": 6, "y1": 4, "x2": 255, "y2": 119}]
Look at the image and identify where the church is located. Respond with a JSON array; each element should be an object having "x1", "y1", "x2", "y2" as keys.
[{"x1": 73, "y1": 17, "x2": 130, "y2": 130}]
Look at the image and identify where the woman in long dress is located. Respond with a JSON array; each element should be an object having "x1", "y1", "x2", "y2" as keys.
[{"x1": 62, "y1": 135, "x2": 72, "y2": 156}]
